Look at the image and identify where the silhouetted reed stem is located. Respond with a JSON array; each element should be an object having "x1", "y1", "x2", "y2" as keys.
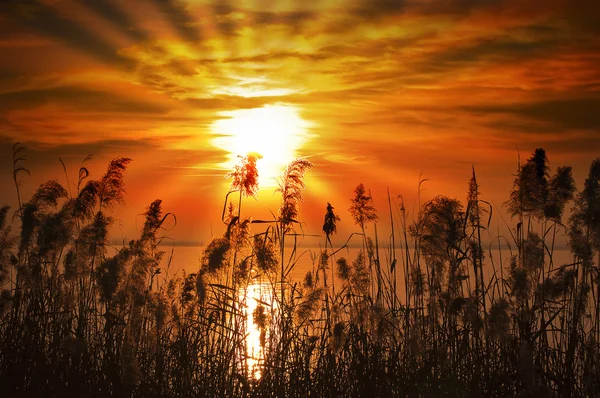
[{"x1": 2, "y1": 148, "x2": 599, "y2": 396}]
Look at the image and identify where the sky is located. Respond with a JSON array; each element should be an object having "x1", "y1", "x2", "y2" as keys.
[{"x1": 0, "y1": 0, "x2": 599, "y2": 246}]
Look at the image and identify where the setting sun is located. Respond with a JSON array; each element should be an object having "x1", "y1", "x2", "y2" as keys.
[{"x1": 211, "y1": 104, "x2": 313, "y2": 187}]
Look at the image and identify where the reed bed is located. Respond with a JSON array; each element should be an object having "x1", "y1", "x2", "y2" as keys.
[{"x1": 0, "y1": 145, "x2": 599, "y2": 397}]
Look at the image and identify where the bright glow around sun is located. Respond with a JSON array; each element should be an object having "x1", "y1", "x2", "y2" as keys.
[{"x1": 212, "y1": 104, "x2": 313, "y2": 187}]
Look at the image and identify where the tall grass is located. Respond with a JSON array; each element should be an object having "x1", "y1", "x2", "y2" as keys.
[{"x1": 0, "y1": 145, "x2": 599, "y2": 397}]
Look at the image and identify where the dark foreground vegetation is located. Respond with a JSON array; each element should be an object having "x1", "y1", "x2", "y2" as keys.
[{"x1": 0, "y1": 145, "x2": 599, "y2": 397}]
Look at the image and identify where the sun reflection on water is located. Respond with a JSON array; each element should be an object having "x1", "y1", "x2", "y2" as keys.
[{"x1": 239, "y1": 281, "x2": 274, "y2": 379}]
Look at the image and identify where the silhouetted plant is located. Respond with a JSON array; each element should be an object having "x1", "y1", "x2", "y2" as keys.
[
  {"x1": 75, "y1": 178, "x2": 98, "y2": 220},
  {"x1": 11, "y1": 142, "x2": 30, "y2": 222},
  {"x1": 201, "y1": 236, "x2": 231, "y2": 274},
  {"x1": 336, "y1": 257, "x2": 350, "y2": 282},
  {"x1": 97, "y1": 246, "x2": 131, "y2": 304},
  {"x1": 349, "y1": 183, "x2": 377, "y2": 231},
  {"x1": 506, "y1": 148, "x2": 549, "y2": 220},
  {"x1": 337, "y1": 251, "x2": 370, "y2": 301},
  {"x1": 227, "y1": 217, "x2": 251, "y2": 253},
  {"x1": 227, "y1": 153, "x2": 262, "y2": 199},
  {"x1": 570, "y1": 159, "x2": 600, "y2": 255},
  {"x1": 19, "y1": 180, "x2": 68, "y2": 257},
  {"x1": 253, "y1": 234, "x2": 278, "y2": 274},
  {"x1": 568, "y1": 158, "x2": 600, "y2": 347},
  {"x1": 322, "y1": 202, "x2": 340, "y2": 238},
  {"x1": 411, "y1": 195, "x2": 466, "y2": 309},
  {"x1": 545, "y1": 166, "x2": 576, "y2": 222},
  {"x1": 97, "y1": 158, "x2": 132, "y2": 209},
  {"x1": 2, "y1": 147, "x2": 600, "y2": 397},
  {"x1": 508, "y1": 255, "x2": 530, "y2": 306},
  {"x1": 195, "y1": 271, "x2": 206, "y2": 303},
  {"x1": 0, "y1": 206, "x2": 13, "y2": 286},
  {"x1": 295, "y1": 284, "x2": 324, "y2": 325},
  {"x1": 276, "y1": 158, "x2": 313, "y2": 229},
  {"x1": 253, "y1": 304, "x2": 269, "y2": 347},
  {"x1": 350, "y1": 251, "x2": 371, "y2": 297}
]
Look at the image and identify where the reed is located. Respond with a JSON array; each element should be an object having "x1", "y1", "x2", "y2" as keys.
[{"x1": 0, "y1": 146, "x2": 598, "y2": 397}]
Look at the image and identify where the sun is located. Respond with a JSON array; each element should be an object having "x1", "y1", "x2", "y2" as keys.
[{"x1": 212, "y1": 104, "x2": 313, "y2": 187}]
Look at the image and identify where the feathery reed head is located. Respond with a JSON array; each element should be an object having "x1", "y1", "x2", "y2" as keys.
[
  {"x1": 201, "y1": 236, "x2": 231, "y2": 274},
  {"x1": 277, "y1": 158, "x2": 313, "y2": 227},
  {"x1": 322, "y1": 202, "x2": 340, "y2": 237},
  {"x1": 544, "y1": 166, "x2": 575, "y2": 221},
  {"x1": 489, "y1": 298, "x2": 510, "y2": 341},
  {"x1": 253, "y1": 234, "x2": 278, "y2": 274},
  {"x1": 349, "y1": 183, "x2": 377, "y2": 229},
  {"x1": 98, "y1": 157, "x2": 132, "y2": 209},
  {"x1": 227, "y1": 152, "x2": 262, "y2": 198},
  {"x1": 336, "y1": 257, "x2": 350, "y2": 281}
]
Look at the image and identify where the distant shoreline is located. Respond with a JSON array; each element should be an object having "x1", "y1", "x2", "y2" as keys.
[{"x1": 109, "y1": 240, "x2": 573, "y2": 251}]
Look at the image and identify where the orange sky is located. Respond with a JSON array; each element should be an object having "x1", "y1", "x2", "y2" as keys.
[{"x1": 1, "y1": 0, "x2": 599, "y2": 245}]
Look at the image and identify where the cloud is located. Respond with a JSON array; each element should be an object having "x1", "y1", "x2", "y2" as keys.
[
  {"x1": 0, "y1": 0, "x2": 128, "y2": 68},
  {"x1": 149, "y1": 0, "x2": 202, "y2": 43},
  {"x1": 0, "y1": 0, "x2": 599, "y2": 241},
  {"x1": 251, "y1": 10, "x2": 316, "y2": 33},
  {"x1": 425, "y1": 36, "x2": 556, "y2": 70},
  {"x1": 80, "y1": 0, "x2": 150, "y2": 43},
  {"x1": 0, "y1": 135, "x2": 229, "y2": 184},
  {"x1": 464, "y1": 97, "x2": 600, "y2": 131},
  {"x1": 349, "y1": 0, "x2": 408, "y2": 20},
  {"x1": 0, "y1": 86, "x2": 170, "y2": 114}
]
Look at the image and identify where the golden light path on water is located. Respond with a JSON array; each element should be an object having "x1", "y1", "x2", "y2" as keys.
[
  {"x1": 239, "y1": 281, "x2": 273, "y2": 379},
  {"x1": 211, "y1": 102, "x2": 310, "y2": 377},
  {"x1": 211, "y1": 104, "x2": 313, "y2": 187}
]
